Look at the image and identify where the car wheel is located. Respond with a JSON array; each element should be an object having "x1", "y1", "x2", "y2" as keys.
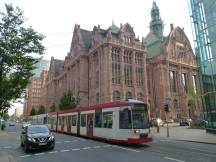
[
  {"x1": 24, "y1": 143, "x2": 29, "y2": 153},
  {"x1": 20, "y1": 141, "x2": 24, "y2": 147}
]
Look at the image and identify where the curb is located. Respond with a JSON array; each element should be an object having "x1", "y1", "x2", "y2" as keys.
[{"x1": 175, "y1": 139, "x2": 216, "y2": 145}]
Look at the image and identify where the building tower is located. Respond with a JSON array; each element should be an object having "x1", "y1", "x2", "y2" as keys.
[{"x1": 150, "y1": 1, "x2": 164, "y2": 39}]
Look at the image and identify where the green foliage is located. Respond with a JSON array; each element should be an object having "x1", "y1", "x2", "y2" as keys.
[
  {"x1": 0, "y1": 4, "x2": 45, "y2": 112},
  {"x1": 59, "y1": 91, "x2": 77, "y2": 110},
  {"x1": 30, "y1": 107, "x2": 36, "y2": 116},
  {"x1": 188, "y1": 83, "x2": 201, "y2": 108},
  {"x1": 37, "y1": 105, "x2": 45, "y2": 114},
  {"x1": 0, "y1": 109, "x2": 9, "y2": 120},
  {"x1": 49, "y1": 103, "x2": 56, "y2": 112}
]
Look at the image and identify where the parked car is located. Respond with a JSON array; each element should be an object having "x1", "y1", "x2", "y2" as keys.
[
  {"x1": 179, "y1": 118, "x2": 192, "y2": 126},
  {"x1": 20, "y1": 125, "x2": 55, "y2": 152},
  {"x1": 191, "y1": 119, "x2": 208, "y2": 127},
  {"x1": 9, "y1": 122, "x2": 15, "y2": 126},
  {"x1": 150, "y1": 118, "x2": 164, "y2": 127}
]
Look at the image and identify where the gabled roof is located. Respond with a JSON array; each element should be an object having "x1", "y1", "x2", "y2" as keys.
[
  {"x1": 80, "y1": 29, "x2": 92, "y2": 49},
  {"x1": 50, "y1": 57, "x2": 64, "y2": 77}
]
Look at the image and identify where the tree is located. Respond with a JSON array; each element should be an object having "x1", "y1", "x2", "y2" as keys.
[
  {"x1": 59, "y1": 91, "x2": 77, "y2": 110},
  {"x1": 0, "y1": 4, "x2": 45, "y2": 112},
  {"x1": 188, "y1": 83, "x2": 202, "y2": 118},
  {"x1": 49, "y1": 103, "x2": 56, "y2": 112},
  {"x1": 37, "y1": 105, "x2": 45, "y2": 114},
  {"x1": 30, "y1": 107, "x2": 36, "y2": 116}
]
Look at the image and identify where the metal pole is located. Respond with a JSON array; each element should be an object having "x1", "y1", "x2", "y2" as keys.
[{"x1": 166, "y1": 112, "x2": 170, "y2": 137}]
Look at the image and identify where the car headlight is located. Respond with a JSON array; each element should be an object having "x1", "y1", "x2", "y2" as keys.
[
  {"x1": 49, "y1": 135, "x2": 54, "y2": 141},
  {"x1": 27, "y1": 137, "x2": 36, "y2": 142}
]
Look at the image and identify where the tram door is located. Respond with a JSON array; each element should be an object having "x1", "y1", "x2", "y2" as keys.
[{"x1": 87, "y1": 114, "x2": 93, "y2": 137}]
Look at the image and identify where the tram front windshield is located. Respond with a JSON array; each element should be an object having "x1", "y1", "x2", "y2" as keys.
[{"x1": 132, "y1": 104, "x2": 149, "y2": 129}]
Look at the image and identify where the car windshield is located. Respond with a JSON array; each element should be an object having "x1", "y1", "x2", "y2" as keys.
[{"x1": 27, "y1": 126, "x2": 49, "y2": 134}]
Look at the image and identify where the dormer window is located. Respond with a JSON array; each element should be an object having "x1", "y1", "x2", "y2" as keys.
[{"x1": 124, "y1": 36, "x2": 131, "y2": 43}]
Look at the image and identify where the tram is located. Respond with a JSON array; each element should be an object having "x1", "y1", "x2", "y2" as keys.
[{"x1": 30, "y1": 99, "x2": 153, "y2": 144}]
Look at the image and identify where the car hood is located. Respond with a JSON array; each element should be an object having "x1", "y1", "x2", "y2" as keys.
[{"x1": 28, "y1": 132, "x2": 50, "y2": 138}]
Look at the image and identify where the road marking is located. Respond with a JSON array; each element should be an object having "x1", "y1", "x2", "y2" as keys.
[
  {"x1": 72, "y1": 148, "x2": 80, "y2": 151},
  {"x1": 35, "y1": 153, "x2": 45, "y2": 156},
  {"x1": 82, "y1": 147, "x2": 91, "y2": 150},
  {"x1": 20, "y1": 155, "x2": 31, "y2": 158},
  {"x1": 103, "y1": 145, "x2": 111, "y2": 147},
  {"x1": 64, "y1": 141, "x2": 71, "y2": 143},
  {"x1": 48, "y1": 151, "x2": 58, "y2": 154},
  {"x1": 112, "y1": 145, "x2": 140, "y2": 153},
  {"x1": 93, "y1": 146, "x2": 101, "y2": 149},
  {"x1": 164, "y1": 157, "x2": 186, "y2": 162},
  {"x1": 60, "y1": 149, "x2": 70, "y2": 152},
  {"x1": 3, "y1": 146, "x2": 11, "y2": 149}
]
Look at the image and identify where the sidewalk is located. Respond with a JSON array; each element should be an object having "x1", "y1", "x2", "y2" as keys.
[{"x1": 151, "y1": 126, "x2": 216, "y2": 144}]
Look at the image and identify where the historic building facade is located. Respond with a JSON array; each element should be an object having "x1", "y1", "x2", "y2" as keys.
[
  {"x1": 44, "y1": 23, "x2": 148, "y2": 112},
  {"x1": 145, "y1": 2, "x2": 202, "y2": 120},
  {"x1": 27, "y1": 2, "x2": 203, "y2": 121}
]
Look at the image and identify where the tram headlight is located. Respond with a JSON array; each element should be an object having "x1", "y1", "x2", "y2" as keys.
[{"x1": 134, "y1": 129, "x2": 140, "y2": 134}]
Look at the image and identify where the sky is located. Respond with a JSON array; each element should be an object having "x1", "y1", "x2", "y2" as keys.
[{"x1": 0, "y1": 0, "x2": 194, "y2": 115}]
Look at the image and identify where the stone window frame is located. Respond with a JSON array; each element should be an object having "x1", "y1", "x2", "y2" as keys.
[
  {"x1": 112, "y1": 90, "x2": 121, "y2": 101},
  {"x1": 112, "y1": 47, "x2": 121, "y2": 84},
  {"x1": 169, "y1": 70, "x2": 177, "y2": 92},
  {"x1": 126, "y1": 91, "x2": 133, "y2": 100}
]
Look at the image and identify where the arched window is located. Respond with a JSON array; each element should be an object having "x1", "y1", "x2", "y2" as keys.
[
  {"x1": 113, "y1": 91, "x2": 121, "y2": 101},
  {"x1": 126, "y1": 91, "x2": 132, "y2": 100},
  {"x1": 137, "y1": 93, "x2": 143, "y2": 101}
]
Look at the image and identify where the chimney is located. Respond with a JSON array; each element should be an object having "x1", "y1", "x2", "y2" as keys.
[{"x1": 170, "y1": 23, "x2": 174, "y2": 31}]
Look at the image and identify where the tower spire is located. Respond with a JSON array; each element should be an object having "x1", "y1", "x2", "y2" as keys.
[{"x1": 150, "y1": 1, "x2": 163, "y2": 39}]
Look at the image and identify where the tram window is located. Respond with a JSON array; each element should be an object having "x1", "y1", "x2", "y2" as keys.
[
  {"x1": 95, "y1": 110, "x2": 102, "y2": 128},
  {"x1": 119, "y1": 109, "x2": 132, "y2": 129},
  {"x1": 81, "y1": 114, "x2": 86, "y2": 127},
  {"x1": 72, "y1": 115, "x2": 77, "y2": 126},
  {"x1": 103, "y1": 112, "x2": 113, "y2": 128},
  {"x1": 58, "y1": 117, "x2": 62, "y2": 126}
]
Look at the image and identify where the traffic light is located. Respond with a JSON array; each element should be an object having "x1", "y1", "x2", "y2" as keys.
[{"x1": 164, "y1": 104, "x2": 169, "y2": 112}]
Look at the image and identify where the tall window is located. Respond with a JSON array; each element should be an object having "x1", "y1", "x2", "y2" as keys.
[
  {"x1": 192, "y1": 75, "x2": 197, "y2": 94},
  {"x1": 112, "y1": 47, "x2": 121, "y2": 84},
  {"x1": 96, "y1": 93, "x2": 100, "y2": 104},
  {"x1": 124, "y1": 50, "x2": 132, "y2": 86},
  {"x1": 135, "y1": 53, "x2": 144, "y2": 86},
  {"x1": 169, "y1": 71, "x2": 177, "y2": 92},
  {"x1": 126, "y1": 91, "x2": 132, "y2": 100},
  {"x1": 95, "y1": 110, "x2": 102, "y2": 128},
  {"x1": 95, "y1": 71, "x2": 99, "y2": 88},
  {"x1": 113, "y1": 91, "x2": 120, "y2": 101},
  {"x1": 81, "y1": 114, "x2": 86, "y2": 127},
  {"x1": 182, "y1": 73, "x2": 188, "y2": 93},
  {"x1": 103, "y1": 112, "x2": 113, "y2": 128}
]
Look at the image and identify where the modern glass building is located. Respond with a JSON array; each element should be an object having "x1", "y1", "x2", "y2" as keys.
[
  {"x1": 32, "y1": 59, "x2": 50, "y2": 77},
  {"x1": 188, "y1": 0, "x2": 216, "y2": 132}
]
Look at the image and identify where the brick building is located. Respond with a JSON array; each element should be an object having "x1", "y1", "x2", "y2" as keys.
[
  {"x1": 30, "y1": 1, "x2": 202, "y2": 121},
  {"x1": 145, "y1": 2, "x2": 202, "y2": 120},
  {"x1": 45, "y1": 23, "x2": 148, "y2": 111}
]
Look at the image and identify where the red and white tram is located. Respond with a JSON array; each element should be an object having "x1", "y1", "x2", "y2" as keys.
[{"x1": 31, "y1": 100, "x2": 153, "y2": 144}]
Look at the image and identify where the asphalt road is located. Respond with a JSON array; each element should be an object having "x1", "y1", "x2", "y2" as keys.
[{"x1": 0, "y1": 123, "x2": 216, "y2": 162}]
